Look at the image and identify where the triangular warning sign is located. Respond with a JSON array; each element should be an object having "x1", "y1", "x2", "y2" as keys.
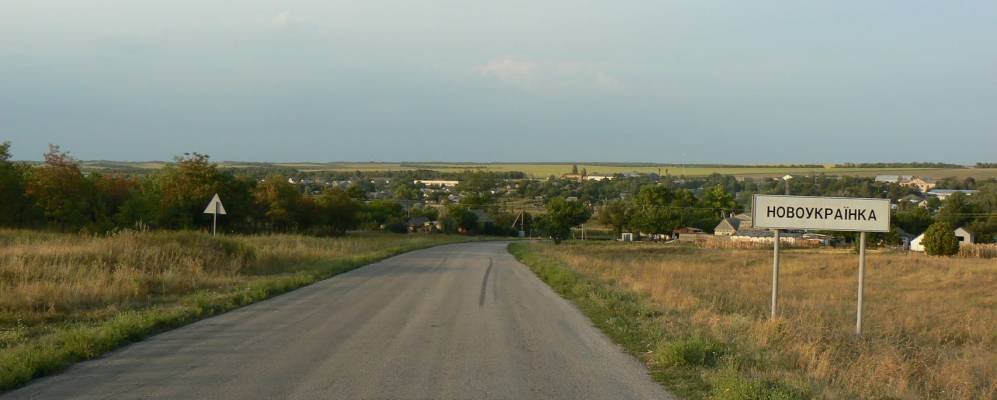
[{"x1": 203, "y1": 194, "x2": 227, "y2": 215}]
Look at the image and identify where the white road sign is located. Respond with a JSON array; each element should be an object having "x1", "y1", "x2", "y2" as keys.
[
  {"x1": 752, "y1": 195, "x2": 890, "y2": 232},
  {"x1": 203, "y1": 194, "x2": 227, "y2": 215}
]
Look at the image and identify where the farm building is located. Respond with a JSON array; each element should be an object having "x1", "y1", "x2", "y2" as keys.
[
  {"x1": 927, "y1": 189, "x2": 979, "y2": 200},
  {"x1": 713, "y1": 213, "x2": 753, "y2": 236},
  {"x1": 406, "y1": 216, "x2": 435, "y2": 232},
  {"x1": 672, "y1": 227, "x2": 707, "y2": 242},
  {"x1": 875, "y1": 175, "x2": 913, "y2": 183},
  {"x1": 415, "y1": 180, "x2": 459, "y2": 187},
  {"x1": 901, "y1": 177, "x2": 936, "y2": 192},
  {"x1": 910, "y1": 227, "x2": 974, "y2": 251}
]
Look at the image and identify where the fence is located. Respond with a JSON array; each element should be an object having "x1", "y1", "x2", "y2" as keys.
[{"x1": 959, "y1": 243, "x2": 997, "y2": 259}]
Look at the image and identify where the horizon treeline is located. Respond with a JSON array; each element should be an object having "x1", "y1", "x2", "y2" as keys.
[{"x1": 0, "y1": 142, "x2": 521, "y2": 236}]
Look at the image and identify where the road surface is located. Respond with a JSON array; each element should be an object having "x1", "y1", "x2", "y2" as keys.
[{"x1": 3, "y1": 241, "x2": 671, "y2": 400}]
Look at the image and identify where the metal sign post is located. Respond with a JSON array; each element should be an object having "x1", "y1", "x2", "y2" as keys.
[
  {"x1": 203, "y1": 194, "x2": 227, "y2": 236},
  {"x1": 771, "y1": 229, "x2": 781, "y2": 319},
  {"x1": 856, "y1": 231, "x2": 866, "y2": 335},
  {"x1": 752, "y1": 195, "x2": 889, "y2": 334}
]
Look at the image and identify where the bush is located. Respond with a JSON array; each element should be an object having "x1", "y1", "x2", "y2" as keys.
[
  {"x1": 656, "y1": 336, "x2": 726, "y2": 367},
  {"x1": 923, "y1": 222, "x2": 960, "y2": 256}
]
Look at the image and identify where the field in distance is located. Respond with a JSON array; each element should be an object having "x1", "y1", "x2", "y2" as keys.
[{"x1": 78, "y1": 161, "x2": 997, "y2": 180}]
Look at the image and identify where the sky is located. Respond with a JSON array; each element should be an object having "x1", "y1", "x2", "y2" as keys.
[{"x1": 2, "y1": 1, "x2": 996, "y2": 164}]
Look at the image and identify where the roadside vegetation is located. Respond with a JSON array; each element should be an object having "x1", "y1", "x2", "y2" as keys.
[
  {"x1": 510, "y1": 241, "x2": 996, "y2": 400},
  {"x1": 0, "y1": 230, "x2": 478, "y2": 391}
]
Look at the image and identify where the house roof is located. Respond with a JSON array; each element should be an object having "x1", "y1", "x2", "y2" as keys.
[
  {"x1": 406, "y1": 216, "x2": 430, "y2": 226},
  {"x1": 714, "y1": 218, "x2": 739, "y2": 232},
  {"x1": 470, "y1": 209, "x2": 494, "y2": 223}
]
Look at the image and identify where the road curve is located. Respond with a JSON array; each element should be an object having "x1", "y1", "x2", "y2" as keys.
[{"x1": 3, "y1": 241, "x2": 672, "y2": 400}]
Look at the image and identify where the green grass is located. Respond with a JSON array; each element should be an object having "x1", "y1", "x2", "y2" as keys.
[
  {"x1": 0, "y1": 231, "x2": 482, "y2": 392},
  {"x1": 508, "y1": 242, "x2": 810, "y2": 400}
]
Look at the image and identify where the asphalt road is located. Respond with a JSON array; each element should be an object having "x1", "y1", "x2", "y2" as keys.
[{"x1": 3, "y1": 241, "x2": 672, "y2": 400}]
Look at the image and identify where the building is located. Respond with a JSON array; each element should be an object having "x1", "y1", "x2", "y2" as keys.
[
  {"x1": 672, "y1": 227, "x2": 706, "y2": 242},
  {"x1": 406, "y1": 216, "x2": 433, "y2": 232},
  {"x1": 875, "y1": 175, "x2": 913, "y2": 183},
  {"x1": 469, "y1": 209, "x2": 494, "y2": 224},
  {"x1": 713, "y1": 213, "x2": 753, "y2": 236},
  {"x1": 901, "y1": 177, "x2": 936, "y2": 192},
  {"x1": 415, "y1": 180, "x2": 459, "y2": 187},
  {"x1": 910, "y1": 227, "x2": 974, "y2": 251},
  {"x1": 927, "y1": 189, "x2": 979, "y2": 200}
]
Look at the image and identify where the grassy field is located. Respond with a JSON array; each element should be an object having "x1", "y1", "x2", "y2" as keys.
[
  {"x1": 510, "y1": 242, "x2": 996, "y2": 400},
  {"x1": 275, "y1": 163, "x2": 997, "y2": 180},
  {"x1": 76, "y1": 160, "x2": 997, "y2": 180},
  {"x1": 0, "y1": 230, "x2": 479, "y2": 391}
]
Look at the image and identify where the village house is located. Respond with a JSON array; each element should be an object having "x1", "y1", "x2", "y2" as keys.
[
  {"x1": 901, "y1": 177, "x2": 936, "y2": 192},
  {"x1": 415, "y1": 180, "x2": 459, "y2": 188},
  {"x1": 874, "y1": 175, "x2": 913, "y2": 183},
  {"x1": 713, "y1": 213, "x2": 753, "y2": 236},
  {"x1": 927, "y1": 189, "x2": 979, "y2": 200},
  {"x1": 406, "y1": 216, "x2": 435, "y2": 233},
  {"x1": 910, "y1": 227, "x2": 974, "y2": 251},
  {"x1": 672, "y1": 227, "x2": 706, "y2": 242}
]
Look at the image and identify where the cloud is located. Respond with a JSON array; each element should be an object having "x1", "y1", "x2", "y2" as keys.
[
  {"x1": 272, "y1": 11, "x2": 291, "y2": 26},
  {"x1": 475, "y1": 57, "x2": 623, "y2": 91}
]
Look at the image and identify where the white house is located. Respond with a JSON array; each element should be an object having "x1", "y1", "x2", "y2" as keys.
[{"x1": 910, "y1": 227, "x2": 974, "y2": 252}]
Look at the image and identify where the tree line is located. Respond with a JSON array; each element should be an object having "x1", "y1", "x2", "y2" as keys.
[{"x1": 0, "y1": 142, "x2": 521, "y2": 236}]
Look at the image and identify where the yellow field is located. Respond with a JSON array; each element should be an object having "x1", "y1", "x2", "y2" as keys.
[
  {"x1": 523, "y1": 242, "x2": 997, "y2": 399},
  {"x1": 77, "y1": 160, "x2": 997, "y2": 180},
  {"x1": 273, "y1": 163, "x2": 997, "y2": 180}
]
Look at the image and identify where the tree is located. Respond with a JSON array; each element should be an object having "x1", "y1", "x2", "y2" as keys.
[
  {"x1": 702, "y1": 185, "x2": 737, "y2": 218},
  {"x1": 317, "y1": 188, "x2": 361, "y2": 235},
  {"x1": 893, "y1": 206, "x2": 934, "y2": 236},
  {"x1": 597, "y1": 199, "x2": 632, "y2": 237},
  {"x1": 457, "y1": 171, "x2": 498, "y2": 206},
  {"x1": 254, "y1": 175, "x2": 304, "y2": 231},
  {"x1": 937, "y1": 192, "x2": 975, "y2": 228},
  {"x1": 361, "y1": 199, "x2": 406, "y2": 229},
  {"x1": 538, "y1": 197, "x2": 591, "y2": 244},
  {"x1": 26, "y1": 145, "x2": 91, "y2": 230},
  {"x1": 0, "y1": 142, "x2": 37, "y2": 227},
  {"x1": 445, "y1": 206, "x2": 479, "y2": 233},
  {"x1": 571, "y1": 164, "x2": 579, "y2": 174},
  {"x1": 922, "y1": 221, "x2": 960, "y2": 256}
]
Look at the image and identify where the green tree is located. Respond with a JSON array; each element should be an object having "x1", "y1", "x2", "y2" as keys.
[
  {"x1": 937, "y1": 192, "x2": 975, "y2": 228},
  {"x1": 25, "y1": 145, "x2": 91, "y2": 230},
  {"x1": 254, "y1": 175, "x2": 304, "y2": 231},
  {"x1": 538, "y1": 197, "x2": 591, "y2": 244},
  {"x1": 457, "y1": 171, "x2": 498, "y2": 206},
  {"x1": 0, "y1": 142, "x2": 38, "y2": 227},
  {"x1": 317, "y1": 188, "x2": 361, "y2": 235},
  {"x1": 702, "y1": 185, "x2": 737, "y2": 218},
  {"x1": 445, "y1": 206, "x2": 479, "y2": 233},
  {"x1": 893, "y1": 206, "x2": 934, "y2": 236},
  {"x1": 922, "y1": 221, "x2": 960, "y2": 256},
  {"x1": 597, "y1": 199, "x2": 632, "y2": 237}
]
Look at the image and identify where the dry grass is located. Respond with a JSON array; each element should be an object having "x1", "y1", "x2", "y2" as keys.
[
  {"x1": 0, "y1": 229, "x2": 476, "y2": 389},
  {"x1": 527, "y1": 242, "x2": 997, "y2": 399}
]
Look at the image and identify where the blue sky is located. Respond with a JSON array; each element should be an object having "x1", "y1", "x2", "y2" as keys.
[{"x1": 2, "y1": 1, "x2": 995, "y2": 163}]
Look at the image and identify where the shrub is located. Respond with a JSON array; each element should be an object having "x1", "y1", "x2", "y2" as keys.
[
  {"x1": 656, "y1": 336, "x2": 726, "y2": 367},
  {"x1": 923, "y1": 221, "x2": 960, "y2": 256}
]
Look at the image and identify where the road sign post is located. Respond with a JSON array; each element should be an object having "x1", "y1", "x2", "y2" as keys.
[
  {"x1": 752, "y1": 195, "x2": 889, "y2": 334},
  {"x1": 771, "y1": 229, "x2": 780, "y2": 319},
  {"x1": 857, "y1": 231, "x2": 866, "y2": 335},
  {"x1": 203, "y1": 194, "x2": 227, "y2": 236}
]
